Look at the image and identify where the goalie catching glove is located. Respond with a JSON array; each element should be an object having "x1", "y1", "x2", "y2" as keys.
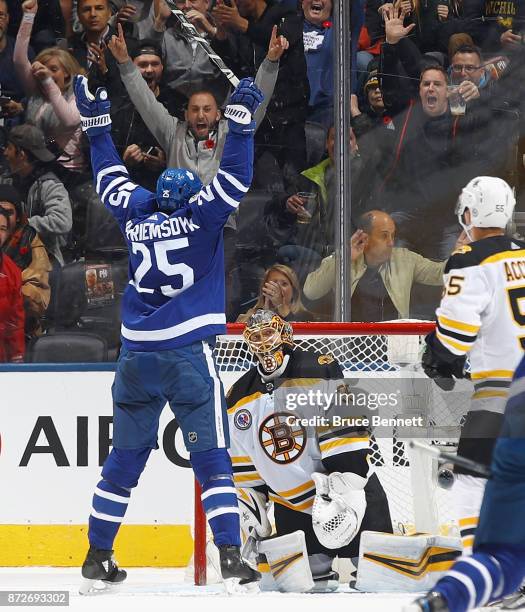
[
  {"x1": 74, "y1": 75, "x2": 112, "y2": 137},
  {"x1": 312, "y1": 472, "x2": 367, "y2": 549},
  {"x1": 224, "y1": 78, "x2": 264, "y2": 135}
]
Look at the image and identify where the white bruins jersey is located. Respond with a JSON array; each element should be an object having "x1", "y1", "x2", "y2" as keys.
[
  {"x1": 436, "y1": 235, "x2": 525, "y2": 413},
  {"x1": 226, "y1": 349, "x2": 371, "y2": 515}
]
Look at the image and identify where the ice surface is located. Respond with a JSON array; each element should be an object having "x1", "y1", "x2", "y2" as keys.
[
  {"x1": 0, "y1": 568, "x2": 493, "y2": 612},
  {"x1": 0, "y1": 567, "x2": 418, "y2": 612}
]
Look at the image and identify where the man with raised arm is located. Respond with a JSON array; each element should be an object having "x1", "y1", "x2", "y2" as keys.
[{"x1": 73, "y1": 72, "x2": 263, "y2": 595}]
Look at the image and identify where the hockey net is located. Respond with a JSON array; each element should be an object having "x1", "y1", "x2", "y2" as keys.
[{"x1": 193, "y1": 322, "x2": 468, "y2": 584}]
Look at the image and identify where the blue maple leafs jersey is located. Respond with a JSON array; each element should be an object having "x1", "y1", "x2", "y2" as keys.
[{"x1": 89, "y1": 128, "x2": 253, "y2": 351}]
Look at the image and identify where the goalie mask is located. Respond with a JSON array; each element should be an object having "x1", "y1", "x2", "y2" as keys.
[
  {"x1": 456, "y1": 176, "x2": 515, "y2": 240},
  {"x1": 243, "y1": 309, "x2": 294, "y2": 374}
]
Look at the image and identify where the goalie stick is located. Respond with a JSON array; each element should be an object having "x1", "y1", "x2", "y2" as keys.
[
  {"x1": 408, "y1": 440, "x2": 491, "y2": 478},
  {"x1": 164, "y1": 0, "x2": 240, "y2": 87}
]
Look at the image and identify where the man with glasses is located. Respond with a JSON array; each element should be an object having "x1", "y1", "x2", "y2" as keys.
[{"x1": 449, "y1": 44, "x2": 491, "y2": 104}]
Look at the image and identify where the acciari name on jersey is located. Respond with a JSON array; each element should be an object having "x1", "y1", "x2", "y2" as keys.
[{"x1": 125, "y1": 216, "x2": 200, "y2": 242}]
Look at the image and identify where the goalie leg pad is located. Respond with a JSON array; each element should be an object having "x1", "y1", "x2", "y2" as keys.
[
  {"x1": 257, "y1": 531, "x2": 314, "y2": 592},
  {"x1": 256, "y1": 553, "x2": 278, "y2": 592},
  {"x1": 355, "y1": 532, "x2": 462, "y2": 593}
]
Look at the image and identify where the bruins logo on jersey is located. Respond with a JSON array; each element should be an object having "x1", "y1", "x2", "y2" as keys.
[
  {"x1": 258, "y1": 412, "x2": 306, "y2": 464},
  {"x1": 318, "y1": 353, "x2": 335, "y2": 365}
]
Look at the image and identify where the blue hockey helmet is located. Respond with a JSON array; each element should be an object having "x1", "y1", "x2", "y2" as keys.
[{"x1": 156, "y1": 168, "x2": 203, "y2": 213}]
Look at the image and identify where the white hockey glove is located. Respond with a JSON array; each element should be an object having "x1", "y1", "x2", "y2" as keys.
[
  {"x1": 73, "y1": 75, "x2": 111, "y2": 137},
  {"x1": 311, "y1": 472, "x2": 367, "y2": 549},
  {"x1": 224, "y1": 77, "x2": 263, "y2": 135}
]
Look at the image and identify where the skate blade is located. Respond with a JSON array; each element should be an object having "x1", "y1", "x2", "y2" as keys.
[
  {"x1": 79, "y1": 577, "x2": 123, "y2": 596},
  {"x1": 223, "y1": 577, "x2": 260, "y2": 595},
  {"x1": 490, "y1": 594, "x2": 525, "y2": 610}
]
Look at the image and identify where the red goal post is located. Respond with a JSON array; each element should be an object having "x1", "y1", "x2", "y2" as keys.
[{"x1": 194, "y1": 321, "x2": 443, "y2": 585}]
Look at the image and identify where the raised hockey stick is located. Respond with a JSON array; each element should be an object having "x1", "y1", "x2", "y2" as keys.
[
  {"x1": 408, "y1": 440, "x2": 491, "y2": 478},
  {"x1": 164, "y1": 0, "x2": 240, "y2": 87}
]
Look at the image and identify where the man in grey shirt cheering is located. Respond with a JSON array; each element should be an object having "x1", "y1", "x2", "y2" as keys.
[{"x1": 107, "y1": 22, "x2": 285, "y2": 186}]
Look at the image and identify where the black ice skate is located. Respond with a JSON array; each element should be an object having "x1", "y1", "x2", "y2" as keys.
[
  {"x1": 219, "y1": 545, "x2": 261, "y2": 594},
  {"x1": 79, "y1": 547, "x2": 127, "y2": 595},
  {"x1": 403, "y1": 591, "x2": 449, "y2": 612}
]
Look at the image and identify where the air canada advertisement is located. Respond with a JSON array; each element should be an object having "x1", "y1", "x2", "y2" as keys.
[{"x1": 0, "y1": 371, "x2": 194, "y2": 524}]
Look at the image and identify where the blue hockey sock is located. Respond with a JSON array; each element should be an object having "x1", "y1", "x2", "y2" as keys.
[
  {"x1": 88, "y1": 447, "x2": 151, "y2": 550},
  {"x1": 191, "y1": 448, "x2": 241, "y2": 547},
  {"x1": 434, "y1": 545, "x2": 525, "y2": 612},
  {"x1": 89, "y1": 479, "x2": 131, "y2": 550}
]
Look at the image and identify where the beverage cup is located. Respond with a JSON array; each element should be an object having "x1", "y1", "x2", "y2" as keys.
[
  {"x1": 296, "y1": 192, "x2": 317, "y2": 224},
  {"x1": 447, "y1": 85, "x2": 466, "y2": 116}
]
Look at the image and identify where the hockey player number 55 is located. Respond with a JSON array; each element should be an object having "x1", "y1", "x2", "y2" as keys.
[
  {"x1": 131, "y1": 238, "x2": 194, "y2": 297},
  {"x1": 507, "y1": 286, "x2": 525, "y2": 350}
]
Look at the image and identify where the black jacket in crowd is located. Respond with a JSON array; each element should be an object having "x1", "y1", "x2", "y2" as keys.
[
  {"x1": 375, "y1": 38, "x2": 524, "y2": 226},
  {"x1": 211, "y1": 0, "x2": 309, "y2": 129},
  {"x1": 69, "y1": 26, "x2": 132, "y2": 109}
]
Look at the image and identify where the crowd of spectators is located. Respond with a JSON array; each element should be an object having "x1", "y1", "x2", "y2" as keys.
[{"x1": 0, "y1": 0, "x2": 524, "y2": 362}]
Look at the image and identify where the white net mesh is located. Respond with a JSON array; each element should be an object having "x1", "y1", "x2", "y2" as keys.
[{"x1": 214, "y1": 327, "x2": 468, "y2": 535}]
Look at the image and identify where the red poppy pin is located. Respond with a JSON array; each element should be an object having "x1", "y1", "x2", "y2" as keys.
[
  {"x1": 205, "y1": 139, "x2": 215, "y2": 149},
  {"x1": 322, "y1": 20, "x2": 332, "y2": 28},
  {"x1": 19, "y1": 247, "x2": 28, "y2": 255}
]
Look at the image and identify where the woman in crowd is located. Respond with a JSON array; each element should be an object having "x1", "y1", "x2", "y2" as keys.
[
  {"x1": 14, "y1": 0, "x2": 87, "y2": 184},
  {"x1": 237, "y1": 264, "x2": 314, "y2": 323}
]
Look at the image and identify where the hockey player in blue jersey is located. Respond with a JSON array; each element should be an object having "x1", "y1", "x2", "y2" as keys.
[
  {"x1": 406, "y1": 360, "x2": 525, "y2": 612},
  {"x1": 73, "y1": 73, "x2": 264, "y2": 595}
]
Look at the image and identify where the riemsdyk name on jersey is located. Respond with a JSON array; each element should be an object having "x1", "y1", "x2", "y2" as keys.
[{"x1": 125, "y1": 215, "x2": 200, "y2": 242}]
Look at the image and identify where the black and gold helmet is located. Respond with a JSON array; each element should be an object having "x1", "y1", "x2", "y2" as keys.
[{"x1": 243, "y1": 309, "x2": 293, "y2": 373}]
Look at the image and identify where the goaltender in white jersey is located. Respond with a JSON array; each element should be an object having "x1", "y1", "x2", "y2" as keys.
[
  {"x1": 227, "y1": 309, "x2": 393, "y2": 593},
  {"x1": 422, "y1": 176, "x2": 524, "y2": 553}
]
